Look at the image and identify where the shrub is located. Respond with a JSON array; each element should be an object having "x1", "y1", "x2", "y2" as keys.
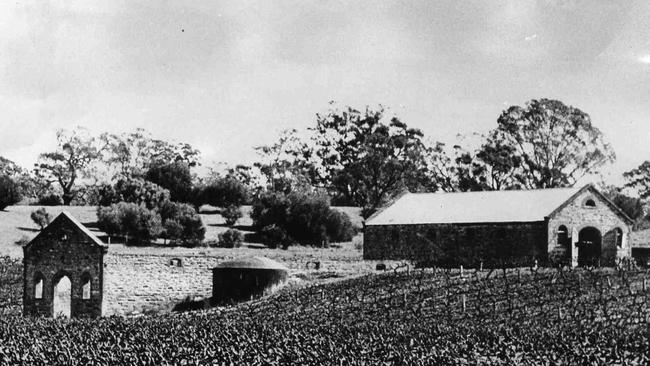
[
  {"x1": 222, "y1": 205, "x2": 242, "y2": 226},
  {"x1": 251, "y1": 190, "x2": 354, "y2": 246},
  {"x1": 325, "y1": 209, "x2": 355, "y2": 242},
  {"x1": 217, "y1": 229, "x2": 244, "y2": 248},
  {"x1": 200, "y1": 176, "x2": 249, "y2": 207},
  {"x1": 37, "y1": 193, "x2": 63, "y2": 206},
  {"x1": 96, "y1": 205, "x2": 123, "y2": 237},
  {"x1": 260, "y1": 224, "x2": 291, "y2": 249},
  {"x1": 97, "y1": 202, "x2": 163, "y2": 245},
  {"x1": 101, "y1": 178, "x2": 171, "y2": 211},
  {"x1": 251, "y1": 191, "x2": 291, "y2": 230},
  {"x1": 30, "y1": 208, "x2": 51, "y2": 230},
  {"x1": 160, "y1": 201, "x2": 205, "y2": 246},
  {"x1": 0, "y1": 175, "x2": 21, "y2": 210}
]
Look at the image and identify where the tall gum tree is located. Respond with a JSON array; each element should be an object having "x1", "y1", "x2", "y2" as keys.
[
  {"x1": 34, "y1": 128, "x2": 106, "y2": 205},
  {"x1": 471, "y1": 99, "x2": 615, "y2": 190}
]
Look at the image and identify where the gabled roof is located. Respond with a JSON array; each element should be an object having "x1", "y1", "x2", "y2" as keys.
[
  {"x1": 25, "y1": 211, "x2": 107, "y2": 250},
  {"x1": 365, "y1": 184, "x2": 617, "y2": 226}
]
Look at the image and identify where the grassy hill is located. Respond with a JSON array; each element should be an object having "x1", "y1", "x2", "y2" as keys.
[
  {"x1": 0, "y1": 205, "x2": 364, "y2": 258},
  {"x1": 1, "y1": 256, "x2": 648, "y2": 364}
]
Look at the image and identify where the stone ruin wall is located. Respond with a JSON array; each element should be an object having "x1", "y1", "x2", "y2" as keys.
[
  {"x1": 102, "y1": 252, "x2": 377, "y2": 316},
  {"x1": 103, "y1": 253, "x2": 218, "y2": 316}
]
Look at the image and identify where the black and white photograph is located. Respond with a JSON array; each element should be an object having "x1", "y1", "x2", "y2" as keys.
[{"x1": 1, "y1": 1, "x2": 649, "y2": 364}]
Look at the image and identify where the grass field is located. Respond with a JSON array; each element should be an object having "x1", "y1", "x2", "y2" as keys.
[{"x1": 0, "y1": 205, "x2": 364, "y2": 258}]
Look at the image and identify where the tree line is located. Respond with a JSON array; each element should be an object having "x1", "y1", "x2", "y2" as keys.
[{"x1": 2, "y1": 98, "x2": 650, "y2": 242}]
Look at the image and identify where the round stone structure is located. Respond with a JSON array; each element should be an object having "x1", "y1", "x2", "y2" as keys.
[{"x1": 211, "y1": 256, "x2": 289, "y2": 305}]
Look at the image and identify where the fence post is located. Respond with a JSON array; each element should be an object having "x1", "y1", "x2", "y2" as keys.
[
  {"x1": 460, "y1": 265, "x2": 464, "y2": 278},
  {"x1": 462, "y1": 294, "x2": 466, "y2": 313},
  {"x1": 480, "y1": 261, "x2": 483, "y2": 271},
  {"x1": 643, "y1": 277, "x2": 647, "y2": 292}
]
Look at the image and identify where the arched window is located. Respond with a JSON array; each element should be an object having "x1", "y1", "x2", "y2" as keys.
[
  {"x1": 614, "y1": 228, "x2": 623, "y2": 248},
  {"x1": 584, "y1": 198, "x2": 596, "y2": 208},
  {"x1": 34, "y1": 274, "x2": 43, "y2": 299},
  {"x1": 81, "y1": 273, "x2": 91, "y2": 300},
  {"x1": 557, "y1": 225, "x2": 568, "y2": 247}
]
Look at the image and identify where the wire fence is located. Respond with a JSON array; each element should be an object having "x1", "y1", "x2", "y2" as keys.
[{"x1": 233, "y1": 258, "x2": 650, "y2": 331}]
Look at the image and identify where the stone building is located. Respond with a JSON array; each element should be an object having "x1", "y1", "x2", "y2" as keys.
[
  {"x1": 364, "y1": 184, "x2": 633, "y2": 267},
  {"x1": 23, "y1": 212, "x2": 108, "y2": 318},
  {"x1": 629, "y1": 230, "x2": 650, "y2": 267}
]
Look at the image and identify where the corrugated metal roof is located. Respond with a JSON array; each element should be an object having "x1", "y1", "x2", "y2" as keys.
[
  {"x1": 366, "y1": 186, "x2": 583, "y2": 226},
  {"x1": 214, "y1": 256, "x2": 288, "y2": 271}
]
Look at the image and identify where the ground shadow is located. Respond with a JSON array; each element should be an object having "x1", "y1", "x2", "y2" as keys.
[
  {"x1": 17, "y1": 227, "x2": 39, "y2": 233},
  {"x1": 209, "y1": 223, "x2": 254, "y2": 231}
]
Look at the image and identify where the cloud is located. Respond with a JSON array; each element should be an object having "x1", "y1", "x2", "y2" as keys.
[{"x1": 640, "y1": 55, "x2": 650, "y2": 63}]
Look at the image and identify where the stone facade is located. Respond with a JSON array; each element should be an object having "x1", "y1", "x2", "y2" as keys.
[
  {"x1": 364, "y1": 186, "x2": 632, "y2": 267},
  {"x1": 547, "y1": 188, "x2": 630, "y2": 267},
  {"x1": 364, "y1": 222, "x2": 547, "y2": 266},
  {"x1": 23, "y1": 213, "x2": 107, "y2": 318},
  {"x1": 103, "y1": 253, "x2": 216, "y2": 316}
]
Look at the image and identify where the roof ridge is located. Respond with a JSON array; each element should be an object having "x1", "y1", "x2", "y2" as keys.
[{"x1": 405, "y1": 186, "x2": 580, "y2": 196}]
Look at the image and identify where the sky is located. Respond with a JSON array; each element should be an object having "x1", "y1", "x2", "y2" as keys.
[{"x1": 1, "y1": 0, "x2": 649, "y2": 184}]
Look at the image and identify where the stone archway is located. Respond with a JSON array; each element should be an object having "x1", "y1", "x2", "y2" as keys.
[
  {"x1": 578, "y1": 227, "x2": 601, "y2": 267},
  {"x1": 53, "y1": 275, "x2": 72, "y2": 318}
]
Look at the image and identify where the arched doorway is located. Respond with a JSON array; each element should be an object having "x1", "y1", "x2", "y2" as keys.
[
  {"x1": 578, "y1": 227, "x2": 601, "y2": 267},
  {"x1": 53, "y1": 275, "x2": 71, "y2": 318}
]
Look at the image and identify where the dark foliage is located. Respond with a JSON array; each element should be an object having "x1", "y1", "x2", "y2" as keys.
[
  {"x1": 98, "y1": 178, "x2": 170, "y2": 211},
  {"x1": 159, "y1": 201, "x2": 205, "y2": 246},
  {"x1": 200, "y1": 176, "x2": 249, "y2": 207},
  {"x1": 145, "y1": 161, "x2": 194, "y2": 203},
  {"x1": 217, "y1": 229, "x2": 244, "y2": 248},
  {"x1": 221, "y1": 205, "x2": 242, "y2": 226},
  {"x1": 30, "y1": 208, "x2": 51, "y2": 230},
  {"x1": 251, "y1": 190, "x2": 354, "y2": 246},
  {"x1": 0, "y1": 175, "x2": 21, "y2": 210},
  {"x1": 36, "y1": 193, "x2": 63, "y2": 206},
  {"x1": 325, "y1": 210, "x2": 355, "y2": 242},
  {"x1": 259, "y1": 224, "x2": 291, "y2": 249},
  {"x1": 97, "y1": 202, "x2": 163, "y2": 245}
]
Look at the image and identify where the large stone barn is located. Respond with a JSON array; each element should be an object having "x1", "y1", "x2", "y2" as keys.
[
  {"x1": 23, "y1": 212, "x2": 108, "y2": 318},
  {"x1": 363, "y1": 184, "x2": 633, "y2": 267}
]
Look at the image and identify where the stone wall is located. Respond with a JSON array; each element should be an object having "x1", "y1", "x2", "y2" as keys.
[
  {"x1": 103, "y1": 253, "x2": 219, "y2": 316},
  {"x1": 363, "y1": 222, "x2": 547, "y2": 266},
  {"x1": 547, "y1": 188, "x2": 631, "y2": 266},
  {"x1": 23, "y1": 214, "x2": 105, "y2": 318}
]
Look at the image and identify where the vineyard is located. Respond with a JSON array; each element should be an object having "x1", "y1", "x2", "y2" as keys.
[{"x1": 1, "y1": 256, "x2": 649, "y2": 364}]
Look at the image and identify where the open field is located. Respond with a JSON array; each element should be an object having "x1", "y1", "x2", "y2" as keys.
[
  {"x1": 0, "y1": 204, "x2": 364, "y2": 258},
  {"x1": 1, "y1": 256, "x2": 648, "y2": 364}
]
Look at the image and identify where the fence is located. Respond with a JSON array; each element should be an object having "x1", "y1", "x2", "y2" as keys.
[{"x1": 233, "y1": 259, "x2": 650, "y2": 331}]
